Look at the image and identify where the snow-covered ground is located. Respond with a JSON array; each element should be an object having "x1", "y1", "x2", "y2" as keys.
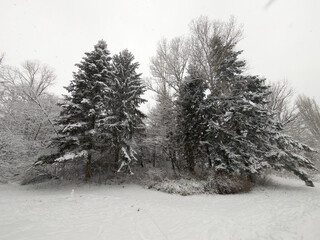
[{"x1": 1, "y1": 177, "x2": 320, "y2": 240}]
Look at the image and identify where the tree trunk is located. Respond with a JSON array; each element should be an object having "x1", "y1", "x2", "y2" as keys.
[
  {"x1": 139, "y1": 146, "x2": 144, "y2": 167},
  {"x1": 114, "y1": 146, "x2": 121, "y2": 170},
  {"x1": 171, "y1": 153, "x2": 175, "y2": 170},
  {"x1": 206, "y1": 145, "x2": 212, "y2": 168},
  {"x1": 85, "y1": 153, "x2": 92, "y2": 181},
  {"x1": 169, "y1": 148, "x2": 178, "y2": 170},
  {"x1": 153, "y1": 146, "x2": 156, "y2": 167},
  {"x1": 185, "y1": 143, "x2": 195, "y2": 172},
  {"x1": 33, "y1": 123, "x2": 42, "y2": 140},
  {"x1": 188, "y1": 156, "x2": 195, "y2": 172}
]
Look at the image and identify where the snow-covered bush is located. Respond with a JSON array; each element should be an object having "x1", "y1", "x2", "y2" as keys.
[
  {"x1": 150, "y1": 178, "x2": 206, "y2": 196},
  {"x1": 204, "y1": 174, "x2": 253, "y2": 194},
  {"x1": 145, "y1": 170, "x2": 252, "y2": 195},
  {"x1": 144, "y1": 168, "x2": 170, "y2": 182},
  {"x1": 20, "y1": 167, "x2": 58, "y2": 185},
  {"x1": 0, "y1": 129, "x2": 48, "y2": 183}
]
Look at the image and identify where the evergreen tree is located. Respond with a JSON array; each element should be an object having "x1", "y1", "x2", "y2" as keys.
[
  {"x1": 177, "y1": 68, "x2": 207, "y2": 171},
  {"x1": 101, "y1": 49, "x2": 146, "y2": 174},
  {"x1": 203, "y1": 44, "x2": 316, "y2": 186},
  {"x1": 48, "y1": 40, "x2": 113, "y2": 179}
]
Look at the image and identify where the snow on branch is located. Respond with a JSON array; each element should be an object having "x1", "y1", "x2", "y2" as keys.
[
  {"x1": 117, "y1": 147, "x2": 138, "y2": 175},
  {"x1": 54, "y1": 150, "x2": 88, "y2": 164}
]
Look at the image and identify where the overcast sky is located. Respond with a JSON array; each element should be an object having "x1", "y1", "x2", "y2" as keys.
[{"x1": 1, "y1": 0, "x2": 319, "y2": 105}]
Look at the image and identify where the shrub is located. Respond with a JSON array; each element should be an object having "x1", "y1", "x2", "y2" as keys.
[
  {"x1": 145, "y1": 170, "x2": 253, "y2": 195},
  {"x1": 205, "y1": 174, "x2": 253, "y2": 194},
  {"x1": 150, "y1": 178, "x2": 206, "y2": 196}
]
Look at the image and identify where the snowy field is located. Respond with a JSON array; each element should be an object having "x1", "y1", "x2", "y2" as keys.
[{"x1": 1, "y1": 177, "x2": 320, "y2": 240}]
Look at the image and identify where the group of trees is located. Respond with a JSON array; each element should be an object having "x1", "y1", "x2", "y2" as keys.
[
  {"x1": 37, "y1": 41, "x2": 146, "y2": 180},
  {"x1": 145, "y1": 16, "x2": 317, "y2": 186},
  {"x1": 1, "y1": 16, "x2": 319, "y2": 187}
]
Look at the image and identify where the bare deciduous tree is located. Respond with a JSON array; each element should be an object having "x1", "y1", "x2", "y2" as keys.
[
  {"x1": 149, "y1": 37, "x2": 190, "y2": 98},
  {"x1": 296, "y1": 95, "x2": 320, "y2": 144},
  {"x1": 189, "y1": 16, "x2": 243, "y2": 91},
  {"x1": 147, "y1": 37, "x2": 191, "y2": 168},
  {"x1": 148, "y1": 16, "x2": 243, "y2": 102},
  {"x1": 0, "y1": 59, "x2": 60, "y2": 181},
  {"x1": 0, "y1": 60, "x2": 58, "y2": 135},
  {"x1": 18, "y1": 60, "x2": 56, "y2": 99},
  {"x1": 268, "y1": 80, "x2": 297, "y2": 126}
]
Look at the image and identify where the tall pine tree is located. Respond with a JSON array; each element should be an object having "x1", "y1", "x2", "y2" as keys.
[
  {"x1": 100, "y1": 49, "x2": 146, "y2": 174},
  {"x1": 177, "y1": 68, "x2": 207, "y2": 171},
  {"x1": 202, "y1": 38, "x2": 316, "y2": 186},
  {"x1": 41, "y1": 40, "x2": 113, "y2": 180}
]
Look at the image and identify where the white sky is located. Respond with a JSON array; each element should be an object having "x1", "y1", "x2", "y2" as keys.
[{"x1": 1, "y1": 0, "x2": 319, "y2": 105}]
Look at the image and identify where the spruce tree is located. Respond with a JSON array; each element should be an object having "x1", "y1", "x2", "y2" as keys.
[
  {"x1": 101, "y1": 49, "x2": 146, "y2": 174},
  {"x1": 43, "y1": 40, "x2": 113, "y2": 179},
  {"x1": 177, "y1": 68, "x2": 207, "y2": 171},
  {"x1": 203, "y1": 40, "x2": 316, "y2": 186}
]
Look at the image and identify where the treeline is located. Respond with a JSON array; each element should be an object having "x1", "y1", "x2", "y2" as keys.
[{"x1": 0, "y1": 17, "x2": 319, "y2": 187}]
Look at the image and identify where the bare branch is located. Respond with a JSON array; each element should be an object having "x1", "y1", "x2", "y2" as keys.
[
  {"x1": 150, "y1": 37, "x2": 190, "y2": 97},
  {"x1": 296, "y1": 95, "x2": 320, "y2": 142},
  {"x1": 18, "y1": 60, "x2": 56, "y2": 99},
  {"x1": 0, "y1": 60, "x2": 59, "y2": 137},
  {"x1": 268, "y1": 80, "x2": 297, "y2": 126},
  {"x1": 189, "y1": 16, "x2": 243, "y2": 90}
]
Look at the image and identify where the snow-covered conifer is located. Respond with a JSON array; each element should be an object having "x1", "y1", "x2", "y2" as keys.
[
  {"x1": 204, "y1": 45, "x2": 316, "y2": 186},
  {"x1": 177, "y1": 68, "x2": 207, "y2": 171},
  {"x1": 100, "y1": 49, "x2": 146, "y2": 172},
  {"x1": 48, "y1": 40, "x2": 113, "y2": 179}
]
